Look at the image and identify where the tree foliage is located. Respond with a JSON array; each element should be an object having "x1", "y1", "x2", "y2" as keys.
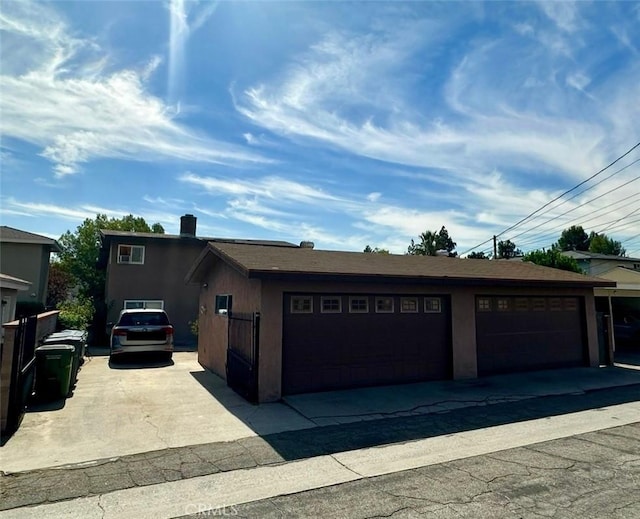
[
  {"x1": 407, "y1": 226, "x2": 457, "y2": 257},
  {"x1": 556, "y1": 225, "x2": 590, "y2": 251},
  {"x1": 497, "y1": 240, "x2": 522, "y2": 259},
  {"x1": 47, "y1": 262, "x2": 73, "y2": 308},
  {"x1": 522, "y1": 249, "x2": 583, "y2": 273},
  {"x1": 467, "y1": 251, "x2": 489, "y2": 259},
  {"x1": 555, "y1": 226, "x2": 625, "y2": 256},
  {"x1": 363, "y1": 245, "x2": 390, "y2": 254},
  {"x1": 588, "y1": 232, "x2": 625, "y2": 256}
]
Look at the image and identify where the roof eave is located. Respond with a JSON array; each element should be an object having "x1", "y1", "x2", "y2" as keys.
[{"x1": 247, "y1": 270, "x2": 616, "y2": 288}]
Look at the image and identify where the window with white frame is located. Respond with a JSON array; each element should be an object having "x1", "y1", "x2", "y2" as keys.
[
  {"x1": 349, "y1": 296, "x2": 369, "y2": 313},
  {"x1": 321, "y1": 296, "x2": 341, "y2": 313},
  {"x1": 375, "y1": 296, "x2": 394, "y2": 313},
  {"x1": 400, "y1": 297, "x2": 419, "y2": 313},
  {"x1": 291, "y1": 296, "x2": 313, "y2": 313},
  {"x1": 425, "y1": 297, "x2": 442, "y2": 313},
  {"x1": 117, "y1": 244, "x2": 145, "y2": 264},
  {"x1": 124, "y1": 300, "x2": 164, "y2": 310}
]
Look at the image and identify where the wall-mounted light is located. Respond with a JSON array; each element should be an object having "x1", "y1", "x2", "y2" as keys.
[
  {"x1": 202, "y1": 282, "x2": 208, "y2": 289},
  {"x1": 200, "y1": 305, "x2": 207, "y2": 315}
]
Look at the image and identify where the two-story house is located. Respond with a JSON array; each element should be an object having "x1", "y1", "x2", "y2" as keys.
[
  {"x1": 99, "y1": 214, "x2": 294, "y2": 345},
  {"x1": 0, "y1": 226, "x2": 61, "y2": 309}
]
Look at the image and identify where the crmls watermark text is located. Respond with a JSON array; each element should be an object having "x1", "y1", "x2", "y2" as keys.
[{"x1": 184, "y1": 504, "x2": 239, "y2": 516}]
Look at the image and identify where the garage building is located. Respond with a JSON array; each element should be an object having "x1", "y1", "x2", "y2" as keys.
[{"x1": 186, "y1": 242, "x2": 613, "y2": 402}]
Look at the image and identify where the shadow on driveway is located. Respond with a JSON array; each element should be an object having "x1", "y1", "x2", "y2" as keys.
[{"x1": 190, "y1": 367, "x2": 640, "y2": 462}]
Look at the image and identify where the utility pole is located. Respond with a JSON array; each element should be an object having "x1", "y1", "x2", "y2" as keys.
[{"x1": 493, "y1": 235, "x2": 497, "y2": 259}]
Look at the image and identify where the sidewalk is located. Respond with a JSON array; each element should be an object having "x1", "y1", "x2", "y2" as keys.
[{"x1": 0, "y1": 368, "x2": 640, "y2": 519}]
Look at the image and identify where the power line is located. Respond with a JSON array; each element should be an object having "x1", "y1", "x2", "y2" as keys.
[
  {"x1": 504, "y1": 175, "x2": 640, "y2": 247},
  {"x1": 461, "y1": 140, "x2": 640, "y2": 255}
]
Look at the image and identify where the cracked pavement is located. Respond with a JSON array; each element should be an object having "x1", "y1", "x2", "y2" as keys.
[
  {"x1": 2, "y1": 384, "x2": 639, "y2": 516},
  {"x1": 185, "y1": 422, "x2": 640, "y2": 519}
]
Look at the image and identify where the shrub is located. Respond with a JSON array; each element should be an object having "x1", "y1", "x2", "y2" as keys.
[{"x1": 58, "y1": 297, "x2": 95, "y2": 331}]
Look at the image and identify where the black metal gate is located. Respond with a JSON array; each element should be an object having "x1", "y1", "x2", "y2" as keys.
[
  {"x1": 226, "y1": 312, "x2": 260, "y2": 403},
  {"x1": 4, "y1": 316, "x2": 37, "y2": 435}
]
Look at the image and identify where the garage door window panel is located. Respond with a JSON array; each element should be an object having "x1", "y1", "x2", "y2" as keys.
[
  {"x1": 349, "y1": 297, "x2": 369, "y2": 313},
  {"x1": 291, "y1": 296, "x2": 313, "y2": 314},
  {"x1": 321, "y1": 296, "x2": 342, "y2": 313},
  {"x1": 424, "y1": 297, "x2": 442, "y2": 313},
  {"x1": 477, "y1": 297, "x2": 492, "y2": 312},
  {"x1": 124, "y1": 300, "x2": 164, "y2": 310},
  {"x1": 400, "y1": 297, "x2": 419, "y2": 313},
  {"x1": 375, "y1": 297, "x2": 394, "y2": 313}
]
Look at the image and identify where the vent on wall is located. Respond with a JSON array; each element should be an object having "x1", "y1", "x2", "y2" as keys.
[{"x1": 300, "y1": 241, "x2": 315, "y2": 249}]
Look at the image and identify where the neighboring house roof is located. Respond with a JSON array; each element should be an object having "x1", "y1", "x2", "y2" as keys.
[
  {"x1": 0, "y1": 226, "x2": 62, "y2": 252},
  {"x1": 0, "y1": 273, "x2": 32, "y2": 291},
  {"x1": 99, "y1": 229, "x2": 296, "y2": 248},
  {"x1": 187, "y1": 242, "x2": 615, "y2": 288},
  {"x1": 562, "y1": 250, "x2": 640, "y2": 262}
]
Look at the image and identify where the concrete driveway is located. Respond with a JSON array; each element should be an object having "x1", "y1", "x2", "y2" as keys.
[{"x1": 0, "y1": 351, "x2": 313, "y2": 473}]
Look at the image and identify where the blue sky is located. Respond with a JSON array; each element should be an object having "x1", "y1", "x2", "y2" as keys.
[{"x1": 1, "y1": 1, "x2": 639, "y2": 256}]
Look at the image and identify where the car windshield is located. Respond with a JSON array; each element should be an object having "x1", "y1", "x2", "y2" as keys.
[{"x1": 118, "y1": 312, "x2": 170, "y2": 327}]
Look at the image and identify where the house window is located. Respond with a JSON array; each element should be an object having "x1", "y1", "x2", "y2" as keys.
[
  {"x1": 117, "y1": 244, "x2": 144, "y2": 264},
  {"x1": 564, "y1": 298, "x2": 578, "y2": 311},
  {"x1": 291, "y1": 296, "x2": 313, "y2": 314},
  {"x1": 215, "y1": 294, "x2": 232, "y2": 315},
  {"x1": 400, "y1": 297, "x2": 419, "y2": 313},
  {"x1": 496, "y1": 298, "x2": 511, "y2": 312},
  {"x1": 532, "y1": 298, "x2": 546, "y2": 311},
  {"x1": 375, "y1": 297, "x2": 394, "y2": 313},
  {"x1": 321, "y1": 296, "x2": 342, "y2": 313},
  {"x1": 424, "y1": 297, "x2": 442, "y2": 313},
  {"x1": 515, "y1": 298, "x2": 529, "y2": 311},
  {"x1": 477, "y1": 298, "x2": 492, "y2": 312},
  {"x1": 549, "y1": 298, "x2": 562, "y2": 311},
  {"x1": 349, "y1": 297, "x2": 369, "y2": 313},
  {"x1": 124, "y1": 300, "x2": 164, "y2": 310}
]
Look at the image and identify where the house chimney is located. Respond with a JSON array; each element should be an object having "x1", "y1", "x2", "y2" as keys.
[
  {"x1": 300, "y1": 241, "x2": 315, "y2": 249},
  {"x1": 180, "y1": 214, "x2": 197, "y2": 237}
]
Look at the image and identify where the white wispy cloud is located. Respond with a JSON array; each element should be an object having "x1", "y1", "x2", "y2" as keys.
[
  {"x1": 235, "y1": 15, "x2": 636, "y2": 189},
  {"x1": 0, "y1": 1, "x2": 265, "y2": 177}
]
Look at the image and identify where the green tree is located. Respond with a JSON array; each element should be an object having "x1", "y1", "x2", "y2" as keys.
[
  {"x1": 57, "y1": 214, "x2": 164, "y2": 342},
  {"x1": 407, "y1": 226, "x2": 457, "y2": 257},
  {"x1": 556, "y1": 225, "x2": 590, "y2": 251},
  {"x1": 467, "y1": 251, "x2": 489, "y2": 259},
  {"x1": 588, "y1": 232, "x2": 625, "y2": 256},
  {"x1": 497, "y1": 240, "x2": 522, "y2": 259},
  {"x1": 522, "y1": 249, "x2": 583, "y2": 273},
  {"x1": 363, "y1": 245, "x2": 390, "y2": 254}
]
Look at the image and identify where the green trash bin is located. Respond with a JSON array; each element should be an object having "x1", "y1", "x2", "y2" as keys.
[
  {"x1": 35, "y1": 344, "x2": 75, "y2": 400},
  {"x1": 43, "y1": 336, "x2": 83, "y2": 386}
]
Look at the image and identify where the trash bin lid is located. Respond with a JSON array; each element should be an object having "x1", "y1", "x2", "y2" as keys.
[{"x1": 36, "y1": 344, "x2": 75, "y2": 352}]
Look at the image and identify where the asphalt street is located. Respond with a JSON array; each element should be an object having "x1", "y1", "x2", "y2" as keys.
[{"x1": 2, "y1": 383, "x2": 639, "y2": 518}]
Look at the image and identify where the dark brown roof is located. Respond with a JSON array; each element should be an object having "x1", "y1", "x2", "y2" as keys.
[
  {"x1": 187, "y1": 242, "x2": 615, "y2": 288},
  {"x1": 100, "y1": 229, "x2": 295, "y2": 248},
  {"x1": 0, "y1": 226, "x2": 61, "y2": 252}
]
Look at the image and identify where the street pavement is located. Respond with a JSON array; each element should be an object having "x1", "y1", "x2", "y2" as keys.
[{"x1": 1, "y1": 383, "x2": 639, "y2": 518}]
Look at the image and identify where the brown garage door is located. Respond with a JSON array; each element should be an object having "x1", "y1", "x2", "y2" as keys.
[
  {"x1": 282, "y1": 293, "x2": 451, "y2": 395},
  {"x1": 476, "y1": 296, "x2": 586, "y2": 376}
]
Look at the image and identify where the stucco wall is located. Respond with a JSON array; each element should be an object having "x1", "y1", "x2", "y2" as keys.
[
  {"x1": 197, "y1": 261, "x2": 261, "y2": 379},
  {"x1": 197, "y1": 264, "x2": 601, "y2": 402},
  {"x1": 0, "y1": 243, "x2": 50, "y2": 305},
  {"x1": 105, "y1": 238, "x2": 204, "y2": 345}
]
